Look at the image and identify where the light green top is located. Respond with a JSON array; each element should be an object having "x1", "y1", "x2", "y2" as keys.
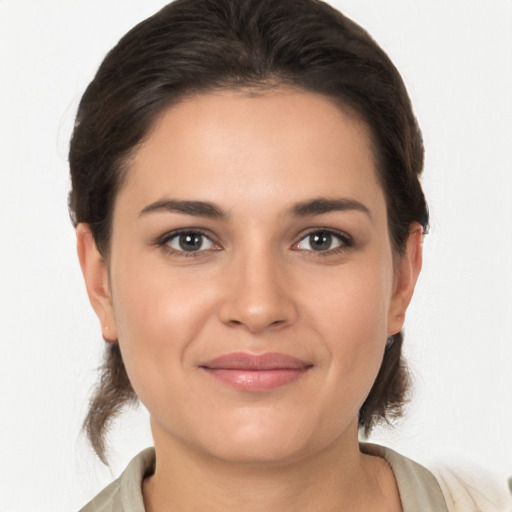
[{"x1": 79, "y1": 444, "x2": 448, "y2": 511}]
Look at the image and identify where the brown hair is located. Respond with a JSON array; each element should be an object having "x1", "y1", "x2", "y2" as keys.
[{"x1": 69, "y1": 0, "x2": 428, "y2": 464}]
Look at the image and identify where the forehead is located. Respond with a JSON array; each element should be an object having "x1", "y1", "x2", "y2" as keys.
[{"x1": 117, "y1": 90, "x2": 385, "y2": 220}]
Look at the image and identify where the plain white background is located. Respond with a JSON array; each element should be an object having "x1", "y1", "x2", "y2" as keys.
[{"x1": 1, "y1": 1, "x2": 511, "y2": 510}]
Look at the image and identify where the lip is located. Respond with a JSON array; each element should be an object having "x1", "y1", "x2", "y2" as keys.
[{"x1": 199, "y1": 352, "x2": 312, "y2": 392}]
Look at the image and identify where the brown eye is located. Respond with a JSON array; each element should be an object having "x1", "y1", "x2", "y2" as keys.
[
  {"x1": 166, "y1": 232, "x2": 216, "y2": 252},
  {"x1": 295, "y1": 230, "x2": 351, "y2": 252},
  {"x1": 308, "y1": 232, "x2": 334, "y2": 251}
]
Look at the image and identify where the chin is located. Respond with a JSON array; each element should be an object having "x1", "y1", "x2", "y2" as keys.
[{"x1": 190, "y1": 410, "x2": 340, "y2": 467}]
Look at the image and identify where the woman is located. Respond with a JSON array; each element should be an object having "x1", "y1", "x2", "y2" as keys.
[{"x1": 69, "y1": 0, "x2": 511, "y2": 510}]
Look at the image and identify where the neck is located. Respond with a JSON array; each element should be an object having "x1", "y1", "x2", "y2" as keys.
[{"x1": 143, "y1": 421, "x2": 400, "y2": 512}]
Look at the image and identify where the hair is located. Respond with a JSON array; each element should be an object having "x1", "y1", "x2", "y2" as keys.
[{"x1": 69, "y1": 0, "x2": 429, "y2": 464}]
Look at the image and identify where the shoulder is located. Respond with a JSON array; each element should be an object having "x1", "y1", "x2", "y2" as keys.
[
  {"x1": 361, "y1": 443, "x2": 512, "y2": 512},
  {"x1": 79, "y1": 448, "x2": 155, "y2": 512},
  {"x1": 362, "y1": 442, "x2": 449, "y2": 511},
  {"x1": 79, "y1": 479, "x2": 122, "y2": 512},
  {"x1": 430, "y1": 464, "x2": 512, "y2": 512}
]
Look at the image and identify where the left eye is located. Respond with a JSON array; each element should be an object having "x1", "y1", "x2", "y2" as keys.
[
  {"x1": 295, "y1": 230, "x2": 350, "y2": 252},
  {"x1": 165, "y1": 232, "x2": 217, "y2": 252}
]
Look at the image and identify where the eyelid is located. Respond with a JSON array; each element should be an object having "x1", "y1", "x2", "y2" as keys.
[
  {"x1": 154, "y1": 227, "x2": 353, "y2": 256},
  {"x1": 156, "y1": 228, "x2": 221, "y2": 254},
  {"x1": 293, "y1": 228, "x2": 354, "y2": 252}
]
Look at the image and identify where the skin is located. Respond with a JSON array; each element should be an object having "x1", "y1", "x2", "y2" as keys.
[{"x1": 77, "y1": 90, "x2": 422, "y2": 511}]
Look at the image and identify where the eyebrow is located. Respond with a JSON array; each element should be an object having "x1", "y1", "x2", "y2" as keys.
[
  {"x1": 290, "y1": 198, "x2": 371, "y2": 219},
  {"x1": 138, "y1": 197, "x2": 371, "y2": 220},
  {"x1": 139, "y1": 200, "x2": 226, "y2": 219}
]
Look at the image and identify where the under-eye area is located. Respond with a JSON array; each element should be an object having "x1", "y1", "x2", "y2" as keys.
[
  {"x1": 156, "y1": 228, "x2": 221, "y2": 256},
  {"x1": 293, "y1": 228, "x2": 354, "y2": 254}
]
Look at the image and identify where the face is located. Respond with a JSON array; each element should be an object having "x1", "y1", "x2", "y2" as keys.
[{"x1": 79, "y1": 90, "x2": 420, "y2": 465}]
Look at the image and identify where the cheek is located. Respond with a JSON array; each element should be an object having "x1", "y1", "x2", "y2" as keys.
[
  {"x1": 306, "y1": 258, "x2": 392, "y2": 341},
  {"x1": 303, "y1": 258, "x2": 392, "y2": 387},
  {"x1": 109, "y1": 258, "x2": 218, "y2": 398},
  {"x1": 113, "y1": 254, "x2": 214, "y2": 334}
]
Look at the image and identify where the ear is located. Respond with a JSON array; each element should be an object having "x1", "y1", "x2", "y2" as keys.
[
  {"x1": 76, "y1": 224, "x2": 117, "y2": 342},
  {"x1": 387, "y1": 222, "x2": 424, "y2": 336}
]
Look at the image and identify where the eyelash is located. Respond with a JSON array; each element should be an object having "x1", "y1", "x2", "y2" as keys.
[
  {"x1": 156, "y1": 229, "x2": 220, "y2": 257},
  {"x1": 293, "y1": 229, "x2": 354, "y2": 255},
  {"x1": 156, "y1": 228, "x2": 354, "y2": 257}
]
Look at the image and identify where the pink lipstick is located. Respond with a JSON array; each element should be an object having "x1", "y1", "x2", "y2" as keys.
[{"x1": 200, "y1": 352, "x2": 312, "y2": 392}]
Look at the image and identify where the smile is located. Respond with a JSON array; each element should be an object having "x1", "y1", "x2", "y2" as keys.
[{"x1": 199, "y1": 352, "x2": 313, "y2": 392}]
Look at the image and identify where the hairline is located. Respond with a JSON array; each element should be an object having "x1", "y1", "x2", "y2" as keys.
[{"x1": 99, "y1": 81, "x2": 388, "y2": 251}]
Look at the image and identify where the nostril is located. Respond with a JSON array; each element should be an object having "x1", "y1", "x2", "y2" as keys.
[{"x1": 218, "y1": 283, "x2": 299, "y2": 332}]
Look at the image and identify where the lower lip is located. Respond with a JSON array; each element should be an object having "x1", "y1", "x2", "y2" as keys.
[{"x1": 202, "y1": 368, "x2": 309, "y2": 392}]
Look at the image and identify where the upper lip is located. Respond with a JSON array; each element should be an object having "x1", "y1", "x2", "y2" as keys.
[{"x1": 200, "y1": 352, "x2": 312, "y2": 370}]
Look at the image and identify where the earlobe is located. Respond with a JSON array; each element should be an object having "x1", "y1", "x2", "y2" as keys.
[
  {"x1": 387, "y1": 222, "x2": 423, "y2": 336},
  {"x1": 76, "y1": 224, "x2": 117, "y2": 342}
]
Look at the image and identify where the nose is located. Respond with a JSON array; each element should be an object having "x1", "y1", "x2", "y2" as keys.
[{"x1": 218, "y1": 249, "x2": 298, "y2": 334}]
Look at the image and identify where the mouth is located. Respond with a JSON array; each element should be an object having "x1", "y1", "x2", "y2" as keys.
[{"x1": 199, "y1": 352, "x2": 313, "y2": 392}]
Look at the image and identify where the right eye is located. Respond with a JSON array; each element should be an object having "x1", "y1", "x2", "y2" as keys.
[{"x1": 163, "y1": 231, "x2": 219, "y2": 253}]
